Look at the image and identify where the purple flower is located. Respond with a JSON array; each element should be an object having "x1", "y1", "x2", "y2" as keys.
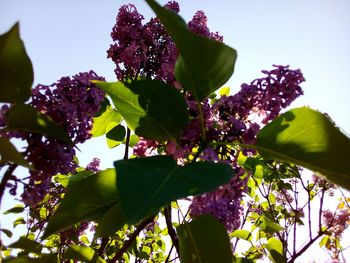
[
  {"x1": 190, "y1": 168, "x2": 247, "y2": 232},
  {"x1": 86, "y1": 157, "x2": 101, "y2": 172}
]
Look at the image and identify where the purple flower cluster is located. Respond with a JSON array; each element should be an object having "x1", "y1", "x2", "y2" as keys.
[
  {"x1": 323, "y1": 209, "x2": 350, "y2": 238},
  {"x1": 109, "y1": 2, "x2": 305, "y2": 231},
  {"x1": 108, "y1": 1, "x2": 222, "y2": 84},
  {"x1": 19, "y1": 71, "x2": 105, "y2": 206},
  {"x1": 215, "y1": 65, "x2": 304, "y2": 125},
  {"x1": 107, "y1": 3, "x2": 178, "y2": 83},
  {"x1": 190, "y1": 168, "x2": 247, "y2": 231},
  {"x1": 86, "y1": 157, "x2": 101, "y2": 172},
  {"x1": 32, "y1": 71, "x2": 105, "y2": 144}
]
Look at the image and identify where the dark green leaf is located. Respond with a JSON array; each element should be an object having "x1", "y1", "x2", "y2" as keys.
[
  {"x1": 9, "y1": 236, "x2": 43, "y2": 254},
  {"x1": 116, "y1": 156, "x2": 234, "y2": 224},
  {"x1": 0, "y1": 23, "x2": 33, "y2": 103},
  {"x1": 3, "y1": 204, "x2": 24, "y2": 214},
  {"x1": 62, "y1": 245, "x2": 106, "y2": 263},
  {"x1": 91, "y1": 107, "x2": 122, "y2": 137},
  {"x1": 145, "y1": 0, "x2": 236, "y2": 101},
  {"x1": 95, "y1": 203, "x2": 125, "y2": 237},
  {"x1": 0, "y1": 136, "x2": 30, "y2": 168},
  {"x1": 94, "y1": 80, "x2": 188, "y2": 141},
  {"x1": 177, "y1": 215, "x2": 233, "y2": 263},
  {"x1": 106, "y1": 124, "x2": 126, "y2": 148},
  {"x1": 0, "y1": 228, "x2": 13, "y2": 238},
  {"x1": 6, "y1": 104, "x2": 73, "y2": 145},
  {"x1": 43, "y1": 169, "x2": 123, "y2": 239},
  {"x1": 266, "y1": 237, "x2": 286, "y2": 263},
  {"x1": 254, "y1": 107, "x2": 350, "y2": 190}
]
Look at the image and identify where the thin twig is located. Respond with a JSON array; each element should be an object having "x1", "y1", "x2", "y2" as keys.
[{"x1": 123, "y1": 128, "x2": 131, "y2": 160}]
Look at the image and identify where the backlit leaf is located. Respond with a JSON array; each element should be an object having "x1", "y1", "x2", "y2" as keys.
[
  {"x1": 254, "y1": 107, "x2": 350, "y2": 190},
  {"x1": 43, "y1": 169, "x2": 123, "y2": 239},
  {"x1": 95, "y1": 80, "x2": 188, "y2": 141}
]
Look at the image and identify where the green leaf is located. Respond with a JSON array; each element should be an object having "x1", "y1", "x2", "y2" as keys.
[
  {"x1": 177, "y1": 215, "x2": 233, "y2": 263},
  {"x1": 63, "y1": 245, "x2": 106, "y2": 263},
  {"x1": 94, "y1": 80, "x2": 188, "y2": 141},
  {"x1": 0, "y1": 228, "x2": 13, "y2": 238},
  {"x1": 95, "y1": 203, "x2": 125, "y2": 237},
  {"x1": 0, "y1": 136, "x2": 30, "y2": 168},
  {"x1": 266, "y1": 237, "x2": 286, "y2": 263},
  {"x1": 106, "y1": 124, "x2": 126, "y2": 148},
  {"x1": 3, "y1": 254, "x2": 57, "y2": 263},
  {"x1": 230, "y1": 229, "x2": 252, "y2": 242},
  {"x1": 116, "y1": 156, "x2": 234, "y2": 224},
  {"x1": 91, "y1": 107, "x2": 122, "y2": 137},
  {"x1": 0, "y1": 23, "x2": 33, "y2": 103},
  {"x1": 9, "y1": 236, "x2": 43, "y2": 254},
  {"x1": 3, "y1": 204, "x2": 24, "y2": 214},
  {"x1": 13, "y1": 217, "x2": 26, "y2": 228},
  {"x1": 145, "y1": 0, "x2": 236, "y2": 101},
  {"x1": 233, "y1": 257, "x2": 255, "y2": 263},
  {"x1": 256, "y1": 215, "x2": 284, "y2": 234},
  {"x1": 254, "y1": 107, "x2": 350, "y2": 190},
  {"x1": 43, "y1": 169, "x2": 123, "y2": 239},
  {"x1": 5, "y1": 104, "x2": 73, "y2": 145}
]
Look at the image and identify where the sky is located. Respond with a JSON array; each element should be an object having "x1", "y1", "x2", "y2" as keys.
[{"x1": 1, "y1": 0, "x2": 350, "y2": 261}]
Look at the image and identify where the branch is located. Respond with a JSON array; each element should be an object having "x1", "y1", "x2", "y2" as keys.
[
  {"x1": 123, "y1": 128, "x2": 131, "y2": 160},
  {"x1": 164, "y1": 205, "x2": 180, "y2": 258},
  {"x1": 0, "y1": 164, "x2": 17, "y2": 206},
  {"x1": 108, "y1": 216, "x2": 155, "y2": 262}
]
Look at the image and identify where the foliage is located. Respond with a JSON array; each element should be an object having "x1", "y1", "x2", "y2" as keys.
[{"x1": 1, "y1": 1, "x2": 350, "y2": 263}]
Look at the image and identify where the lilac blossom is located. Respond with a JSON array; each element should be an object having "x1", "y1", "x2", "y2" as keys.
[
  {"x1": 20, "y1": 71, "x2": 105, "y2": 206},
  {"x1": 86, "y1": 157, "x2": 101, "y2": 172}
]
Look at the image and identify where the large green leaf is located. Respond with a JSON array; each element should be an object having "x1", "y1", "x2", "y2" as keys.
[
  {"x1": 0, "y1": 23, "x2": 33, "y2": 103},
  {"x1": 177, "y1": 215, "x2": 233, "y2": 263},
  {"x1": 5, "y1": 104, "x2": 73, "y2": 145},
  {"x1": 116, "y1": 156, "x2": 234, "y2": 224},
  {"x1": 91, "y1": 107, "x2": 122, "y2": 137},
  {"x1": 254, "y1": 107, "x2": 350, "y2": 190},
  {"x1": 62, "y1": 245, "x2": 106, "y2": 263},
  {"x1": 94, "y1": 80, "x2": 188, "y2": 141},
  {"x1": 0, "y1": 135, "x2": 30, "y2": 168},
  {"x1": 266, "y1": 237, "x2": 286, "y2": 263},
  {"x1": 145, "y1": 0, "x2": 236, "y2": 101},
  {"x1": 95, "y1": 203, "x2": 125, "y2": 237},
  {"x1": 106, "y1": 124, "x2": 126, "y2": 148},
  {"x1": 3, "y1": 254, "x2": 57, "y2": 263},
  {"x1": 42, "y1": 169, "x2": 123, "y2": 239}
]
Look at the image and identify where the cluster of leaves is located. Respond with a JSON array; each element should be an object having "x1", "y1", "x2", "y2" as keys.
[{"x1": 1, "y1": 0, "x2": 350, "y2": 262}]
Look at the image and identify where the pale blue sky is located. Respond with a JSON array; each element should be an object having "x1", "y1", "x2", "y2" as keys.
[{"x1": 1, "y1": 1, "x2": 350, "y2": 260}]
